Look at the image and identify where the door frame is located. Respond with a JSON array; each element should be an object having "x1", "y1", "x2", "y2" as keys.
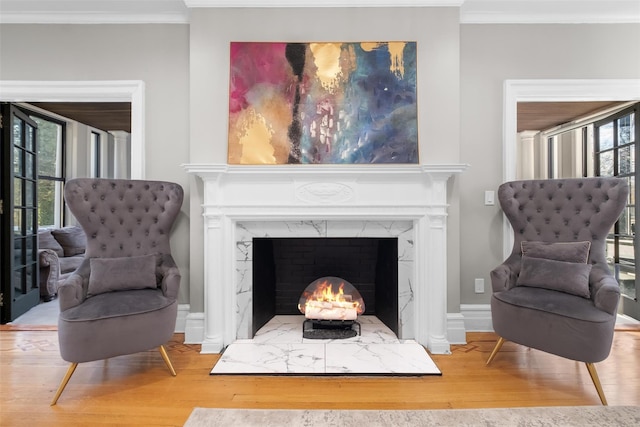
[
  {"x1": 1, "y1": 104, "x2": 41, "y2": 322},
  {"x1": 503, "y1": 79, "x2": 640, "y2": 320},
  {"x1": 502, "y1": 79, "x2": 640, "y2": 259},
  {"x1": 0, "y1": 80, "x2": 145, "y2": 179},
  {"x1": 0, "y1": 81, "x2": 144, "y2": 321}
]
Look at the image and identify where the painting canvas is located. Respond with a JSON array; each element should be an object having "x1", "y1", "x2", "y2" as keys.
[{"x1": 228, "y1": 41, "x2": 418, "y2": 164}]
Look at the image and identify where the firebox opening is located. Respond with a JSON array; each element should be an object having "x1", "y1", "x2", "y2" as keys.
[{"x1": 252, "y1": 237, "x2": 399, "y2": 338}]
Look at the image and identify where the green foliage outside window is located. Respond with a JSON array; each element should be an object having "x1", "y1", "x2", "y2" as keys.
[{"x1": 32, "y1": 116, "x2": 63, "y2": 228}]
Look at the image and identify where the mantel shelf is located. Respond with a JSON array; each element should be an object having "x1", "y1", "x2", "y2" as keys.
[{"x1": 183, "y1": 163, "x2": 469, "y2": 177}]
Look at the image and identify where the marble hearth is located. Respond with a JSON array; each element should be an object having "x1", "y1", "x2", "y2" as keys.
[{"x1": 185, "y1": 164, "x2": 466, "y2": 354}]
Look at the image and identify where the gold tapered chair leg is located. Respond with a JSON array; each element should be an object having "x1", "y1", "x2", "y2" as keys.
[
  {"x1": 486, "y1": 336, "x2": 506, "y2": 365},
  {"x1": 158, "y1": 345, "x2": 176, "y2": 376},
  {"x1": 50, "y1": 362, "x2": 78, "y2": 406},
  {"x1": 585, "y1": 362, "x2": 608, "y2": 405}
]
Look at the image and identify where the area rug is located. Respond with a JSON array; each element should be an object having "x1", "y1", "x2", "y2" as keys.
[
  {"x1": 184, "y1": 406, "x2": 640, "y2": 427},
  {"x1": 210, "y1": 316, "x2": 441, "y2": 375}
]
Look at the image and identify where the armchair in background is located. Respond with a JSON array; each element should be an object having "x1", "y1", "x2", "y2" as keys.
[
  {"x1": 38, "y1": 226, "x2": 86, "y2": 301},
  {"x1": 487, "y1": 177, "x2": 628, "y2": 405}
]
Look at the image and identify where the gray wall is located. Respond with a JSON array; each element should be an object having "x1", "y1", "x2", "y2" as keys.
[
  {"x1": 0, "y1": 24, "x2": 192, "y2": 304},
  {"x1": 2, "y1": 15, "x2": 639, "y2": 319},
  {"x1": 188, "y1": 7, "x2": 463, "y2": 313},
  {"x1": 459, "y1": 24, "x2": 640, "y2": 305}
]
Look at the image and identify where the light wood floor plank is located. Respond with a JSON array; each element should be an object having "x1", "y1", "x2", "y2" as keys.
[{"x1": 0, "y1": 330, "x2": 638, "y2": 426}]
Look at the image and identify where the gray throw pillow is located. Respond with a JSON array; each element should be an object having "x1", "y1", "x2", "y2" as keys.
[
  {"x1": 516, "y1": 256, "x2": 592, "y2": 298},
  {"x1": 52, "y1": 226, "x2": 87, "y2": 257},
  {"x1": 88, "y1": 254, "x2": 158, "y2": 297},
  {"x1": 521, "y1": 241, "x2": 591, "y2": 263},
  {"x1": 38, "y1": 230, "x2": 65, "y2": 257}
]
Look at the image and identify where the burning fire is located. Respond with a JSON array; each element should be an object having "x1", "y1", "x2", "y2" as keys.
[{"x1": 298, "y1": 278, "x2": 364, "y2": 321}]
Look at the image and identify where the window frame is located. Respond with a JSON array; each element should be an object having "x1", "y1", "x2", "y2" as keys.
[
  {"x1": 594, "y1": 103, "x2": 639, "y2": 305},
  {"x1": 20, "y1": 107, "x2": 67, "y2": 229}
]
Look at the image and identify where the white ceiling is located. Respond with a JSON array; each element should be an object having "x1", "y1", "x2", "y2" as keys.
[{"x1": 0, "y1": 0, "x2": 638, "y2": 24}]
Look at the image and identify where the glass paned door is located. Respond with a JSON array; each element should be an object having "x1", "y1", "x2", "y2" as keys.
[
  {"x1": 31, "y1": 114, "x2": 65, "y2": 228},
  {"x1": 0, "y1": 104, "x2": 40, "y2": 323},
  {"x1": 595, "y1": 104, "x2": 640, "y2": 320}
]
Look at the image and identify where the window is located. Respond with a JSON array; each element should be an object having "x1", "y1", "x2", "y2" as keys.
[
  {"x1": 595, "y1": 104, "x2": 638, "y2": 302},
  {"x1": 91, "y1": 131, "x2": 101, "y2": 178},
  {"x1": 519, "y1": 102, "x2": 640, "y2": 317},
  {"x1": 30, "y1": 114, "x2": 65, "y2": 229},
  {"x1": 544, "y1": 126, "x2": 594, "y2": 179}
]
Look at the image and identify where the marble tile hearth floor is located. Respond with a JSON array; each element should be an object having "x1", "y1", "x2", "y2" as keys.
[{"x1": 210, "y1": 315, "x2": 441, "y2": 375}]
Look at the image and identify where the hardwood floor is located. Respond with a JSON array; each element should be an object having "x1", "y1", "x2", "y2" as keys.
[{"x1": 1, "y1": 328, "x2": 638, "y2": 426}]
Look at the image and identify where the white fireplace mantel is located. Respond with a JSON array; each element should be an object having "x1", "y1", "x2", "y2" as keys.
[{"x1": 184, "y1": 163, "x2": 467, "y2": 354}]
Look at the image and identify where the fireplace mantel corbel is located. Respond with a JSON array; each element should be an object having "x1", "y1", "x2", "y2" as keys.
[{"x1": 184, "y1": 163, "x2": 468, "y2": 354}]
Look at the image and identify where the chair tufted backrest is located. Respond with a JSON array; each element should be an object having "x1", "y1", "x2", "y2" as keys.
[
  {"x1": 499, "y1": 177, "x2": 628, "y2": 268},
  {"x1": 64, "y1": 178, "x2": 184, "y2": 259}
]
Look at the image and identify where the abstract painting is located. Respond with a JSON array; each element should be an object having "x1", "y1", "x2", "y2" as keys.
[{"x1": 228, "y1": 42, "x2": 418, "y2": 164}]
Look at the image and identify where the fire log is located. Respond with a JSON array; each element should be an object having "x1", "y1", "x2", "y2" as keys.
[{"x1": 304, "y1": 300, "x2": 358, "y2": 320}]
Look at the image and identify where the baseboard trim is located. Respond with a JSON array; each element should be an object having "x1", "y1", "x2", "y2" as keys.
[
  {"x1": 460, "y1": 303, "x2": 494, "y2": 332},
  {"x1": 446, "y1": 312, "x2": 467, "y2": 344},
  {"x1": 184, "y1": 311, "x2": 205, "y2": 344},
  {"x1": 181, "y1": 305, "x2": 634, "y2": 349},
  {"x1": 183, "y1": 307, "x2": 493, "y2": 349},
  {"x1": 175, "y1": 304, "x2": 190, "y2": 333}
]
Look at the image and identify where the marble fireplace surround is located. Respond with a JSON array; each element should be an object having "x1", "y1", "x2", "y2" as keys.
[{"x1": 185, "y1": 164, "x2": 466, "y2": 354}]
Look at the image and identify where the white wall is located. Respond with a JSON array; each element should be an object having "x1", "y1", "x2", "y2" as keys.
[
  {"x1": 460, "y1": 23, "x2": 640, "y2": 305},
  {"x1": 0, "y1": 24, "x2": 192, "y2": 304}
]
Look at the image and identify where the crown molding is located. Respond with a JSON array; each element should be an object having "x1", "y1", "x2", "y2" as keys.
[
  {"x1": 183, "y1": 0, "x2": 464, "y2": 6},
  {"x1": 0, "y1": 0, "x2": 638, "y2": 24},
  {"x1": 0, "y1": 0, "x2": 190, "y2": 24},
  {"x1": 0, "y1": 13, "x2": 190, "y2": 25},
  {"x1": 0, "y1": 80, "x2": 146, "y2": 179},
  {"x1": 461, "y1": 0, "x2": 640, "y2": 24}
]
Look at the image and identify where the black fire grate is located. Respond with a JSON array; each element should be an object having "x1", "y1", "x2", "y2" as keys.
[{"x1": 302, "y1": 319, "x2": 361, "y2": 340}]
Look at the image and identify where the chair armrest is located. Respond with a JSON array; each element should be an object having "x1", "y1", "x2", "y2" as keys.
[
  {"x1": 58, "y1": 260, "x2": 90, "y2": 311},
  {"x1": 38, "y1": 249, "x2": 60, "y2": 291},
  {"x1": 161, "y1": 268, "x2": 181, "y2": 300},
  {"x1": 591, "y1": 267, "x2": 621, "y2": 315},
  {"x1": 38, "y1": 248, "x2": 59, "y2": 268},
  {"x1": 158, "y1": 254, "x2": 181, "y2": 300},
  {"x1": 490, "y1": 259, "x2": 520, "y2": 292}
]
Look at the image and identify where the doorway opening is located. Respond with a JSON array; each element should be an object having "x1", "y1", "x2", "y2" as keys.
[
  {"x1": 0, "y1": 80, "x2": 142, "y2": 324},
  {"x1": 505, "y1": 79, "x2": 640, "y2": 320}
]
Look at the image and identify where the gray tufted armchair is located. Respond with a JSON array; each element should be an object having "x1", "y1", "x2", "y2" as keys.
[
  {"x1": 51, "y1": 178, "x2": 184, "y2": 405},
  {"x1": 486, "y1": 177, "x2": 628, "y2": 405}
]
